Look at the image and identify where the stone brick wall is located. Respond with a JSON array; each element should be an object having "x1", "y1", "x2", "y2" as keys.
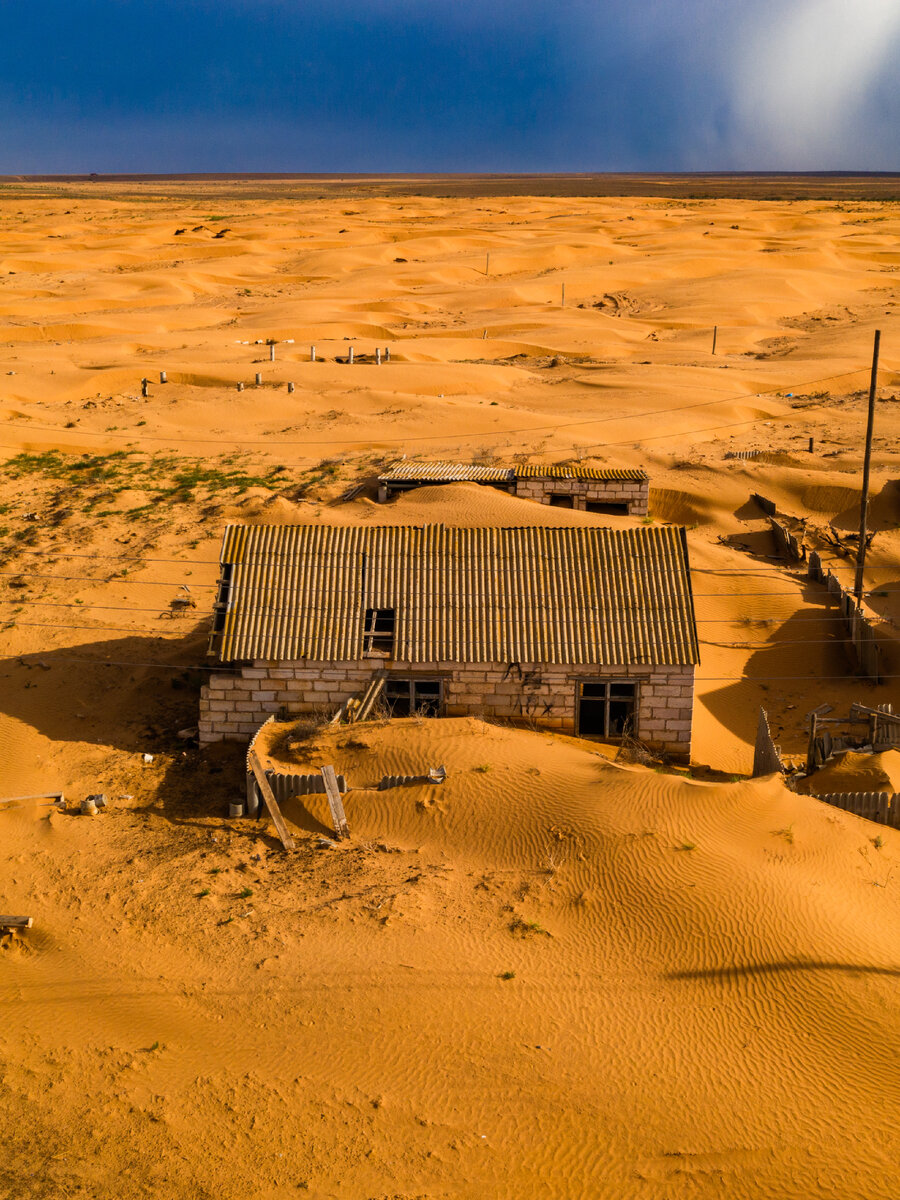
[
  {"x1": 200, "y1": 660, "x2": 694, "y2": 759},
  {"x1": 515, "y1": 477, "x2": 649, "y2": 515}
]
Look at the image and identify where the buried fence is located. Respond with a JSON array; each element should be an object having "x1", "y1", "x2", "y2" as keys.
[
  {"x1": 752, "y1": 707, "x2": 785, "y2": 777},
  {"x1": 808, "y1": 550, "x2": 881, "y2": 682},
  {"x1": 747, "y1": 493, "x2": 882, "y2": 683},
  {"x1": 814, "y1": 791, "x2": 900, "y2": 830}
]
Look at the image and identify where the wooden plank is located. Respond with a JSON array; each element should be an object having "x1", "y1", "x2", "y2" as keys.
[
  {"x1": 0, "y1": 915, "x2": 33, "y2": 929},
  {"x1": 320, "y1": 764, "x2": 350, "y2": 840},
  {"x1": 0, "y1": 793, "x2": 64, "y2": 804},
  {"x1": 355, "y1": 673, "x2": 386, "y2": 722},
  {"x1": 247, "y1": 749, "x2": 295, "y2": 851}
]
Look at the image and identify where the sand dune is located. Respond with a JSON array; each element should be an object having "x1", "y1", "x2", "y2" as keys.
[{"x1": 1, "y1": 181, "x2": 900, "y2": 1197}]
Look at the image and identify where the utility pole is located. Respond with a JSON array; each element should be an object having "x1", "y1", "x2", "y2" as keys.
[{"x1": 854, "y1": 329, "x2": 881, "y2": 602}]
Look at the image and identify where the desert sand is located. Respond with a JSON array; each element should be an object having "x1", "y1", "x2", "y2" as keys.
[{"x1": 1, "y1": 179, "x2": 900, "y2": 1197}]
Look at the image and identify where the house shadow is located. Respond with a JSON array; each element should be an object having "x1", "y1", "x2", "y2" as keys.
[
  {"x1": 698, "y1": 578, "x2": 860, "y2": 749},
  {"x1": 830, "y1": 479, "x2": 900, "y2": 534},
  {"x1": 1, "y1": 627, "x2": 211, "y2": 753},
  {"x1": 5, "y1": 629, "x2": 366, "y2": 848}
]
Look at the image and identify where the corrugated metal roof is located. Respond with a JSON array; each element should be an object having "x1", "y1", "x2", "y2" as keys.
[
  {"x1": 212, "y1": 524, "x2": 698, "y2": 667},
  {"x1": 379, "y1": 461, "x2": 515, "y2": 483},
  {"x1": 378, "y1": 460, "x2": 648, "y2": 483},
  {"x1": 515, "y1": 464, "x2": 648, "y2": 481}
]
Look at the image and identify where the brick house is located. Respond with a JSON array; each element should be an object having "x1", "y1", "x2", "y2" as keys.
[
  {"x1": 200, "y1": 523, "x2": 698, "y2": 759},
  {"x1": 377, "y1": 461, "x2": 649, "y2": 515}
]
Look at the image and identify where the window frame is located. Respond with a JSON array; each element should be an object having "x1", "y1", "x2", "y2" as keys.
[
  {"x1": 363, "y1": 607, "x2": 396, "y2": 655},
  {"x1": 575, "y1": 679, "x2": 639, "y2": 740},
  {"x1": 383, "y1": 676, "x2": 444, "y2": 717}
]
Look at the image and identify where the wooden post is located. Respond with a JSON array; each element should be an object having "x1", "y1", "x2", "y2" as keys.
[
  {"x1": 255, "y1": 372, "x2": 262, "y2": 386},
  {"x1": 269, "y1": 343, "x2": 275, "y2": 362},
  {"x1": 141, "y1": 378, "x2": 149, "y2": 398},
  {"x1": 561, "y1": 282, "x2": 565, "y2": 307},
  {"x1": 247, "y1": 749, "x2": 295, "y2": 851},
  {"x1": 808, "y1": 436, "x2": 814, "y2": 453},
  {"x1": 385, "y1": 347, "x2": 390, "y2": 362},
  {"x1": 482, "y1": 329, "x2": 487, "y2": 340},
  {"x1": 159, "y1": 370, "x2": 167, "y2": 383},
  {"x1": 711, "y1": 326, "x2": 717, "y2": 355},
  {"x1": 806, "y1": 711, "x2": 818, "y2": 775},
  {"x1": 376, "y1": 347, "x2": 381, "y2": 365},
  {"x1": 320, "y1": 765, "x2": 350, "y2": 839},
  {"x1": 310, "y1": 345, "x2": 316, "y2": 362},
  {"x1": 855, "y1": 329, "x2": 881, "y2": 602},
  {"x1": 486, "y1": 252, "x2": 490, "y2": 275}
]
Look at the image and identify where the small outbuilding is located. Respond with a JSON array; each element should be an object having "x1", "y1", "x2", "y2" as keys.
[
  {"x1": 377, "y1": 460, "x2": 649, "y2": 515},
  {"x1": 200, "y1": 523, "x2": 698, "y2": 759}
]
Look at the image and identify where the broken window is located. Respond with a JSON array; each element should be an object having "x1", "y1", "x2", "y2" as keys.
[
  {"x1": 384, "y1": 678, "x2": 442, "y2": 717},
  {"x1": 576, "y1": 680, "x2": 637, "y2": 739},
  {"x1": 363, "y1": 608, "x2": 395, "y2": 654}
]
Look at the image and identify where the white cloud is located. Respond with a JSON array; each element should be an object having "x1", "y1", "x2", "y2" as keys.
[{"x1": 726, "y1": 0, "x2": 900, "y2": 166}]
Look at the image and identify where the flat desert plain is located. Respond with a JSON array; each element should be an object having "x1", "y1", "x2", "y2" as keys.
[{"x1": 1, "y1": 178, "x2": 900, "y2": 1198}]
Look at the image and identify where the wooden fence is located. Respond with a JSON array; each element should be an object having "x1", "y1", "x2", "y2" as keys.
[
  {"x1": 808, "y1": 550, "x2": 881, "y2": 682},
  {"x1": 814, "y1": 791, "x2": 900, "y2": 830}
]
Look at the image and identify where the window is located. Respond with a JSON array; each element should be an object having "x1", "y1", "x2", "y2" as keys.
[
  {"x1": 384, "y1": 678, "x2": 442, "y2": 717},
  {"x1": 585, "y1": 500, "x2": 628, "y2": 515},
  {"x1": 576, "y1": 680, "x2": 637, "y2": 739},
  {"x1": 363, "y1": 608, "x2": 395, "y2": 654},
  {"x1": 548, "y1": 494, "x2": 574, "y2": 509}
]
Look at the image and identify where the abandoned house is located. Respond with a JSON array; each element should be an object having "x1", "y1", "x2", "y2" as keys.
[
  {"x1": 199, "y1": 523, "x2": 698, "y2": 759},
  {"x1": 377, "y1": 460, "x2": 650, "y2": 515}
]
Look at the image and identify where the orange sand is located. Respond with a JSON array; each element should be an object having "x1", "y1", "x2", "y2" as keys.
[{"x1": 1, "y1": 182, "x2": 900, "y2": 1197}]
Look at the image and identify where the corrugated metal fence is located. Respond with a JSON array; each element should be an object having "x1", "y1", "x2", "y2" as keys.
[
  {"x1": 752, "y1": 706, "x2": 785, "y2": 776},
  {"x1": 814, "y1": 791, "x2": 900, "y2": 829}
]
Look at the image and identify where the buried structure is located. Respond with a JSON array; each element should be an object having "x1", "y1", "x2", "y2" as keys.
[
  {"x1": 377, "y1": 460, "x2": 650, "y2": 515},
  {"x1": 200, "y1": 524, "x2": 698, "y2": 759}
]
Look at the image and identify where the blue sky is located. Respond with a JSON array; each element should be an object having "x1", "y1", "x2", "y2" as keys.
[{"x1": 2, "y1": 0, "x2": 899, "y2": 172}]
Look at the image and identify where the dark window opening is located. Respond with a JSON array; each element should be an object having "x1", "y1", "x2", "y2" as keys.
[
  {"x1": 548, "y1": 494, "x2": 574, "y2": 508},
  {"x1": 363, "y1": 607, "x2": 395, "y2": 654},
  {"x1": 385, "y1": 678, "x2": 442, "y2": 717},
  {"x1": 577, "y1": 680, "x2": 637, "y2": 739},
  {"x1": 586, "y1": 500, "x2": 629, "y2": 515},
  {"x1": 211, "y1": 562, "x2": 234, "y2": 635}
]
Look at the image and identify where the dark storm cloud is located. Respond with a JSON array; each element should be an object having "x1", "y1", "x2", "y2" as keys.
[{"x1": 0, "y1": 0, "x2": 898, "y2": 171}]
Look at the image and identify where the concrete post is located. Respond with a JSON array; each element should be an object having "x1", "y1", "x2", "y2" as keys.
[
  {"x1": 287, "y1": 381, "x2": 295, "y2": 393},
  {"x1": 255, "y1": 372, "x2": 262, "y2": 386},
  {"x1": 376, "y1": 348, "x2": 381, "y2": 365},
  {"x1": 348, "y1": 346, "x2": 354, "y2": 364},
  {"x1": 141, "y1": 378, "x2": 149, "y2": 397},
  {"x1": 269, "y1": 343, "x2": 275, "y2": 362},
  {"x1": 237, "y1": 381, "x2": 244, "y2": 392},
  {"x1": 310, "y1": 345, "x2": 316, "y2": 362},
  {"x1": 159, "y1": 371, "x2": 167, "y2": 384},
  {"x1": 385, "y1": 347, "x2": 390, "y2": 362}
]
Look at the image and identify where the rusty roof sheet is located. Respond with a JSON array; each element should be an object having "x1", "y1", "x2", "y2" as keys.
[
  {"x1": 212, "y1": 524, "x2": 697, "y2": 667},
  {"x1": 378, "y1": 460, "x2": 647, "y2": 484}
]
